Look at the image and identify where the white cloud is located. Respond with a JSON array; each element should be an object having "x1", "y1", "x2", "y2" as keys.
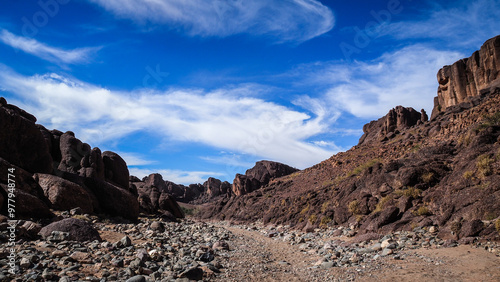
[
  {"x1": 0, "y1": 29, "x2": 100, "y2": 64},
  {"x1": 290, "y1": 45, "x2": 464, "y2": 118},
  {"x1": 128, "y1": 168, "x2": 225, "y2": 185},
  {"x1": 200, "y1": 154, "x2": 255, "y2": 172},
  {"x1": 382, "y1": 0, "x2": 500, "y2": 48},
  {"x1": 87, "y1": 0, "x2": 334, "y2": 42},
  {"x1": 0, "y1": 66, "x2": 336, "y2": 170},
  {"x1": 115, "y1": 152, "x2": 157, "y2": 166}
]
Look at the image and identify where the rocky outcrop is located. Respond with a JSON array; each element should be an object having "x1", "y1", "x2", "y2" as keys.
[
  {"x1": 432, "y1": 35, "x2": 500, "y2": 118},
  {"x1": 0, "y1": 98, "x2": 140, "y2": 221},
  {"x1": 232, "y1": 161, "x2": 299, "y2": 196},
  {"x1": 0, "y1": 98, "x2": 53, "y2": 174},
  {"x1": 359, "y1": 106, "x2": 426, "y2": 145},
  {"x1": 133, "y1": 174, "x2": 185, "y2": 218},
  {"x1": 204, "y1": 177, "x2": 231, "y2": 198}
]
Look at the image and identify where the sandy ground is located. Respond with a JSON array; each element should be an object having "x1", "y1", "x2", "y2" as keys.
[{"x1": 214, "y1": 225, "x2": 500, "y2": 282}]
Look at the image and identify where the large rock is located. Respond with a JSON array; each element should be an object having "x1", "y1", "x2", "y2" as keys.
[
  {"x1": 102, "y1": 151, "x2": 129, "y2": 189},
  {"x1": 0, "y1": 98, "x2": 53, "y2": 173},
  {"x1": 34, "y1": 174, "x2": 93, "y2": 214},
  {"x1": 232, "y1": 174, "x2": 261, "y2": 196},
  {"x1": 204, "y1": 177, "x2": 231, "y2": 197},
  {"x1": 432, "y1": 35, "x2": 500, "y2": 118},
  {"x1": 144, "y1": 173, "x2": 168, "y2": 191},
  {"x1": 9, "y1": 188, "x2": 52, "y2": 219},
  {"x1": 39, "y1": 218, "x2": 101, "y2": 242},
  {"x1": 459, "y1": 219, "x2": 485, "y2": 238},
  {"x1": 232, "y1": 161, "x2": 299, "y2": 196},
  {"x1": 82, "y1": 177, "x2": 139, "y2": 221},
  {"x1": 359, "y1": 106, "x2": 424, "y2": 145},
  {"x1": 0, "y1": 158, "x2": 51, "y2": 219},
  {"x1": 137, "y1": 184, "x2": 184, "y2": 218},
  {"x1": 165, "y1": 180, "x2": 186, "y2": 198},
  {"x1": 57, "y1": 131, "x2": 91, "y2": 174},
  {"x1": 79, "y1": 147, "x2": 105, "y2": 180},
  {"x1": 158, "y1": 192, "x2": 185, "y2": 218}
]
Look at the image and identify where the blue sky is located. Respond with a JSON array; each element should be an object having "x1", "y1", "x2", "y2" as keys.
[{"x1": 0, "y1": 0, "x2": 499, "y2": 184}]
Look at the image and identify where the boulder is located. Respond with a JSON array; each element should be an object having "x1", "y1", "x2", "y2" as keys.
[
  {"x1": 158, "y1": 192, "x2": 185, "y2": 218},
  {"x1": 459, "y1": 219, "x2": 485, "y2": 238},
  {"x1": 144, "y1": 173, "x2": 168, "y2": 191},
  {"x1": 79, "y1": 147, "x2": 105, "y2": 180},
  {"x1": 102, "y1": 151, "x2": 129, "y2": 189},
  {"x1": 34, "y1": 174, "x2": 93, "y2": 214},
  {"x1": 0, "y1": 98, "x2": 53, "y2": 173},
  {"x1": 57, "y1": 131, "x2": 91, "y2": 174},
  {"x1": 10, "y1": 188, "x2": 52, "y2": 219},
  {"x1": 39, "y1": 218, "x2": 101, "y2": 242},
  {"x1": 202, "y1": 177, "x2": 232, "y2": 200},
  {"x1": 82, "y1": 177, "x2": 139, "y2": 221}
]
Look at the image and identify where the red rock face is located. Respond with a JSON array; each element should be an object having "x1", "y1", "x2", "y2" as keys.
[{"x1": 432, "y1": 35, "x2": 500, "y2": 118}]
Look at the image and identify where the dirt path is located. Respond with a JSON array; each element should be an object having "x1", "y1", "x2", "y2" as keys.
[
  {"x1": 213, "y1": 225, "x2": 355, "y2": 281},
  {"x1": 212, "y1": 224, "x2": 500, "y2": 282}
]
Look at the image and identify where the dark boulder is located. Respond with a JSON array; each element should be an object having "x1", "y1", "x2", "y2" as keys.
[
  {"x1": 34, "y1": 173, "x2": 93, "y2": 214},
  {"x1": 83, "y1": 177, "x2": 139, "y2": 221},
  {"x1": 0, "y1": 98, "x2": 53, "y2": 173},
  {"x1": 57, "y1": 131, "x2": 91, "y2": 174},
  {"x1": 158, "y1": 192, "x2": 185, "y2": 218},
  {"x1": 79, "y1": 147, "x2": 105, "y2": 180},
  {"x1": 102, "y1": 151, "x2": 129, "y2": 189},
  {"x1": 39, "y1": 218, "x2": 101, "y2": 242},
  {"x1": 459, "y1": 219, "x2": 485, "y2": 238}
]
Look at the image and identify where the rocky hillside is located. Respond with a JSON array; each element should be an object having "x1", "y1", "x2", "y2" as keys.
[{"x1": 197, "y1": 35, "x2": 500, "y2": 241}]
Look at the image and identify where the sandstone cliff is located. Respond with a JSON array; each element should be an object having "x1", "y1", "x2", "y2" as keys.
[{"x1": 432, "y1": 35, "x2": 500, "y2": 118}]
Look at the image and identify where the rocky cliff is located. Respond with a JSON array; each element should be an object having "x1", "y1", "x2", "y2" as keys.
[{"x1": 432, "y1": 35, "x2": 500, "y2": 118}]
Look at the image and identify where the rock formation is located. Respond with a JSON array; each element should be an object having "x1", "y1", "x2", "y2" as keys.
[
  {"x1": 358, "y1": 106, "x2": 426, "y2": 145},
  {"x1": 0, "y1": 97, "x2": 53, "y2": 174},
  {"x1": 232, "y1": 161, "x2": 299, "y2": 196},
  {"x1": 432, "y1": 35, "x2": 500, "y2": 118},
  {"x1": 0, "y1": 98, "x2": 140, "y2": 221},
  {"x1": 132, "y1": 173, "x2": 185, "y2": 218}
]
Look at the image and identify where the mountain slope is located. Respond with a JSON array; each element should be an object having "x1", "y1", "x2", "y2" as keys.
[{"x1": 198, "y1": 35, "x2": 500, "y2": 240}]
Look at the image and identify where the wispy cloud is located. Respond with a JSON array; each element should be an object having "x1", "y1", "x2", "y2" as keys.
[
  {"x1": 0, "y1": 65, "x2": 337, "y2": 170},
  {"x1": 289, "y1": 45, "x2": 463, "y2": 118},
  {"x1": 0, "y1": 29, "x2": 100, "y2": 64},
  {"x1": 128, "y1": 168, "x2": 225, "y2": 185},
  {"x1": 86, "y1": 0, "x2": 334, "y2": 42},
  {"x1": 381, "y1": 0, "x2": 500, "y2": 48}
]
